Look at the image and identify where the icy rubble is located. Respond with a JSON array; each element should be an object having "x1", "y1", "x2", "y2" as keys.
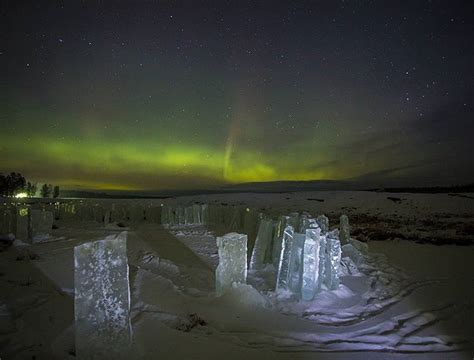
[{"x1": 74, "y1": 231, "x2": 131, "y2": 359}]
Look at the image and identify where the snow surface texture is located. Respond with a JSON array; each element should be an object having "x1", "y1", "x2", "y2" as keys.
[
  {"x1": 74, "y1": 232, "x2": 131, "y2": 359},
  {"x1": 171, "y1": 224, "x2": 472, "y2": 353}
]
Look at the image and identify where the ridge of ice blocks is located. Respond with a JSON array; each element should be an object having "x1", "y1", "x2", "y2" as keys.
[
  {"x1": 216, "y1": 232, "x2": 248, "y2": 296},
  {"x1": 74, "y1": 232, "x2": 131, "y2": 359},
  {"x1": 250, "y1": 217, "x2": 274, "y2": 269},
  {"x1": 161, "y1": 204, "x2": 212, "y2": 226},
  {"x1": 339, "y1": 214, "x2": 350, "y2": 244}
]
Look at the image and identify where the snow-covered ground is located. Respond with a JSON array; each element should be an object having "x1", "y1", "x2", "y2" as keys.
[{"x1": 0, "y1": 191, "x2": 473, "y2": 359}]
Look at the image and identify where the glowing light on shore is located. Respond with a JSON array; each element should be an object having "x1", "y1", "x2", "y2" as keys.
[{"x1": 15, "y1": 192, "x2": 28, "y2": 198}]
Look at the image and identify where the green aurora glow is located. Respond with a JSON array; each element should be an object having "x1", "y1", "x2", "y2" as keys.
[{"x1": 2, "y1": 2, "x2": 473, "y2": 191}]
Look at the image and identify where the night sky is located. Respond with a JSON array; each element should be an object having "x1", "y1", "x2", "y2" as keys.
[{"x1": 1, "y1": 1, "x2": 473, "y2": 191}]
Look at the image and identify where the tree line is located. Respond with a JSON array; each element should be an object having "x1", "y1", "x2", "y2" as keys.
[{"x1": 0, "y1": 172, "x2": 60, "y2": 198}]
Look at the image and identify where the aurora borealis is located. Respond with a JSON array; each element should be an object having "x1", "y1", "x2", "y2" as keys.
[{"x1": 2, "y1": 1, "x2": 473, "y2": 191}]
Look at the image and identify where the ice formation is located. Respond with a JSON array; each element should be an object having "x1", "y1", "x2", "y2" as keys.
[
  {"x1": 129, "y1": 205, "x2": 144, "y2": 222},
  {"x1": 301, "y1": 228, "x2": 322, "y2": 300},
  {"x1": 0, "y1": 207, "x2": 15, "y2": 239},
  {"x1": 288, "y1": 232, "x2": 306, "y2": 293},
  {"x1": 215, "y1": 232, "x2": 248, "y2": 296},
  {"x1": 325, "y1": 230, "x2": 342, "y2": 289},
  {"x1": 272, "y1": 215, "x2": 290, "y2": 268},
  {"x1": 28, "y1": 209, "x2": 53, "y2": 243},
  {"x1": 273, "y1": 213, "x2": 345, "y2": 300},
  {"x1": 103, "y1": 210, "x2": 112, "y2": 226},
  {"x1": 17, "y1": 200, "x2": 352, "y2": 303},
  {"x1": 316, "y1": 214, "x2": 329, "y2": 234},
  {"x1": 74, "y1": 232, "x2": 131, "y2": 359},
  {"x1": 250, "y1": 217, "x2": 274, "y2": 269},
  {"x1": 340, "y1": 214, "x2": 350, "y2": 244},
  {"x1": 342, "y1": 243, "x2": 365, "y2": 266},
  {"x1": 161, "y1": 204, "x2": 211, "y2": 226},
  {"x1": 276, "y1": 224, "x2": 294, "y2": 291},
  {"x1": 15, "y1": 206, "x2": 29, "y2": 240}
]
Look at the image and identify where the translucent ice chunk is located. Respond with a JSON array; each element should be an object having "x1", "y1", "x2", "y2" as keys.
[
  {"x1": 103, "y1": 210, "x2": 112, "y2": 227},
  {"x1": 325, "y1": 230, "x2": 342, "y2": 290},
  {"x1": 342, "y1": 243, "x2": 364, "y2": 266},
  {"x1": 317, "y1": 234, "x2": 327, "y2": 291},
  {"x1": 192, "y1": 204, "x2": 201, "y2": 224},
  {"x1": 185, "y1": 206, "x2": 193, "y2": 225},
  {"x1": 200, "y1": 204, "x2": 209, "y2": 225},
  {"x1": 243, "y1": 208, "x2": 259, "y2": 252},
  {"x1": 16, "y1": 207, "x2": 29, "y2": 240},
  {"x1": 226, "y1": 206, "x2": 243, "y2": 232},
  {"x1": 276, "y1": 225, "x2": 294, "y2": 291},
  {"x1": 272, "y1": 215, "x2": 290, "y2": 268},
  {"x1": 301, "y1": 228, "x2": 322, "y2": 300},
  {"x1": 0, "y1": 208, "x2": 15, "y2": 238},
  {"x1": 300, "y1": 216, "x2": 319, "y2": 232},
  {"x1": 28, "y1": 209, "x2": 53, "y2": 243},
  {"x1": 161, "y1": 206, "x2": 174, "y2": 226},
  {"x1": 145, "y1": 206, "x2": 161, "y2": 223},
  {"x1": 74, "y1": 232, "x2": 131, "y2": 359},
  {"x1": 316, "y1": 214, "x2": 329, "y2": 234},
  {"x1": 250, "y1": 217, "x2": 274, "y2": 269},
  {"x1": 215, "y1": 232, "x2": 248, "y2": 296},
  {"x1": 177, "y1": 206, "x2": 185, "y2": 225},
  {"x1": 111, "y1": 204, "x2": 127, "y2": 223},
  {"x1": 288, "y1": 232, "x2": 305, "y2": 294},
  {"x1": 351, "y1": 238, "x2": 369, "y2": 254},
  {"x1": 287, "y1": 212, "x2": 300, "y2": 230},
  {"x1": 339, "y1": 214, "x2": 350, "y2": 244}
]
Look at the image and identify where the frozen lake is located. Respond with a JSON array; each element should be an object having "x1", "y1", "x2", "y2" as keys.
[{"x1": 0, "y1": 190, "x2": 473, "y2": 359}]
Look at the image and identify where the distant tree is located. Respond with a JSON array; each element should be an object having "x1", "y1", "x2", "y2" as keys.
[
  {"x1": 53, "y1": 185, "x2": 60, "y2": 198},
  {"x1": 26, "y1": 182, "x2": 38, "y2": 197},
  {"x1": 2, "y1": 172, "x2": 26, "y2": 197},
  {"x1": 40, "y1": 183, "x2": 52, "y2": 198},
  {"x1": 0, "y1": 174, "x2": 6, "y2": 197}
]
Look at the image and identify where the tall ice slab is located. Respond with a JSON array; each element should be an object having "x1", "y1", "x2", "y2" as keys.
[
  {"x1": 216, "y1": 232, "x2": 248, "y2": 296},
  {"x1": 340, "y1": 214, "x2": 350, "y2": 244},
  {"x1": 74, "y1": 232, "x2": 131, "y2": 359}
]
